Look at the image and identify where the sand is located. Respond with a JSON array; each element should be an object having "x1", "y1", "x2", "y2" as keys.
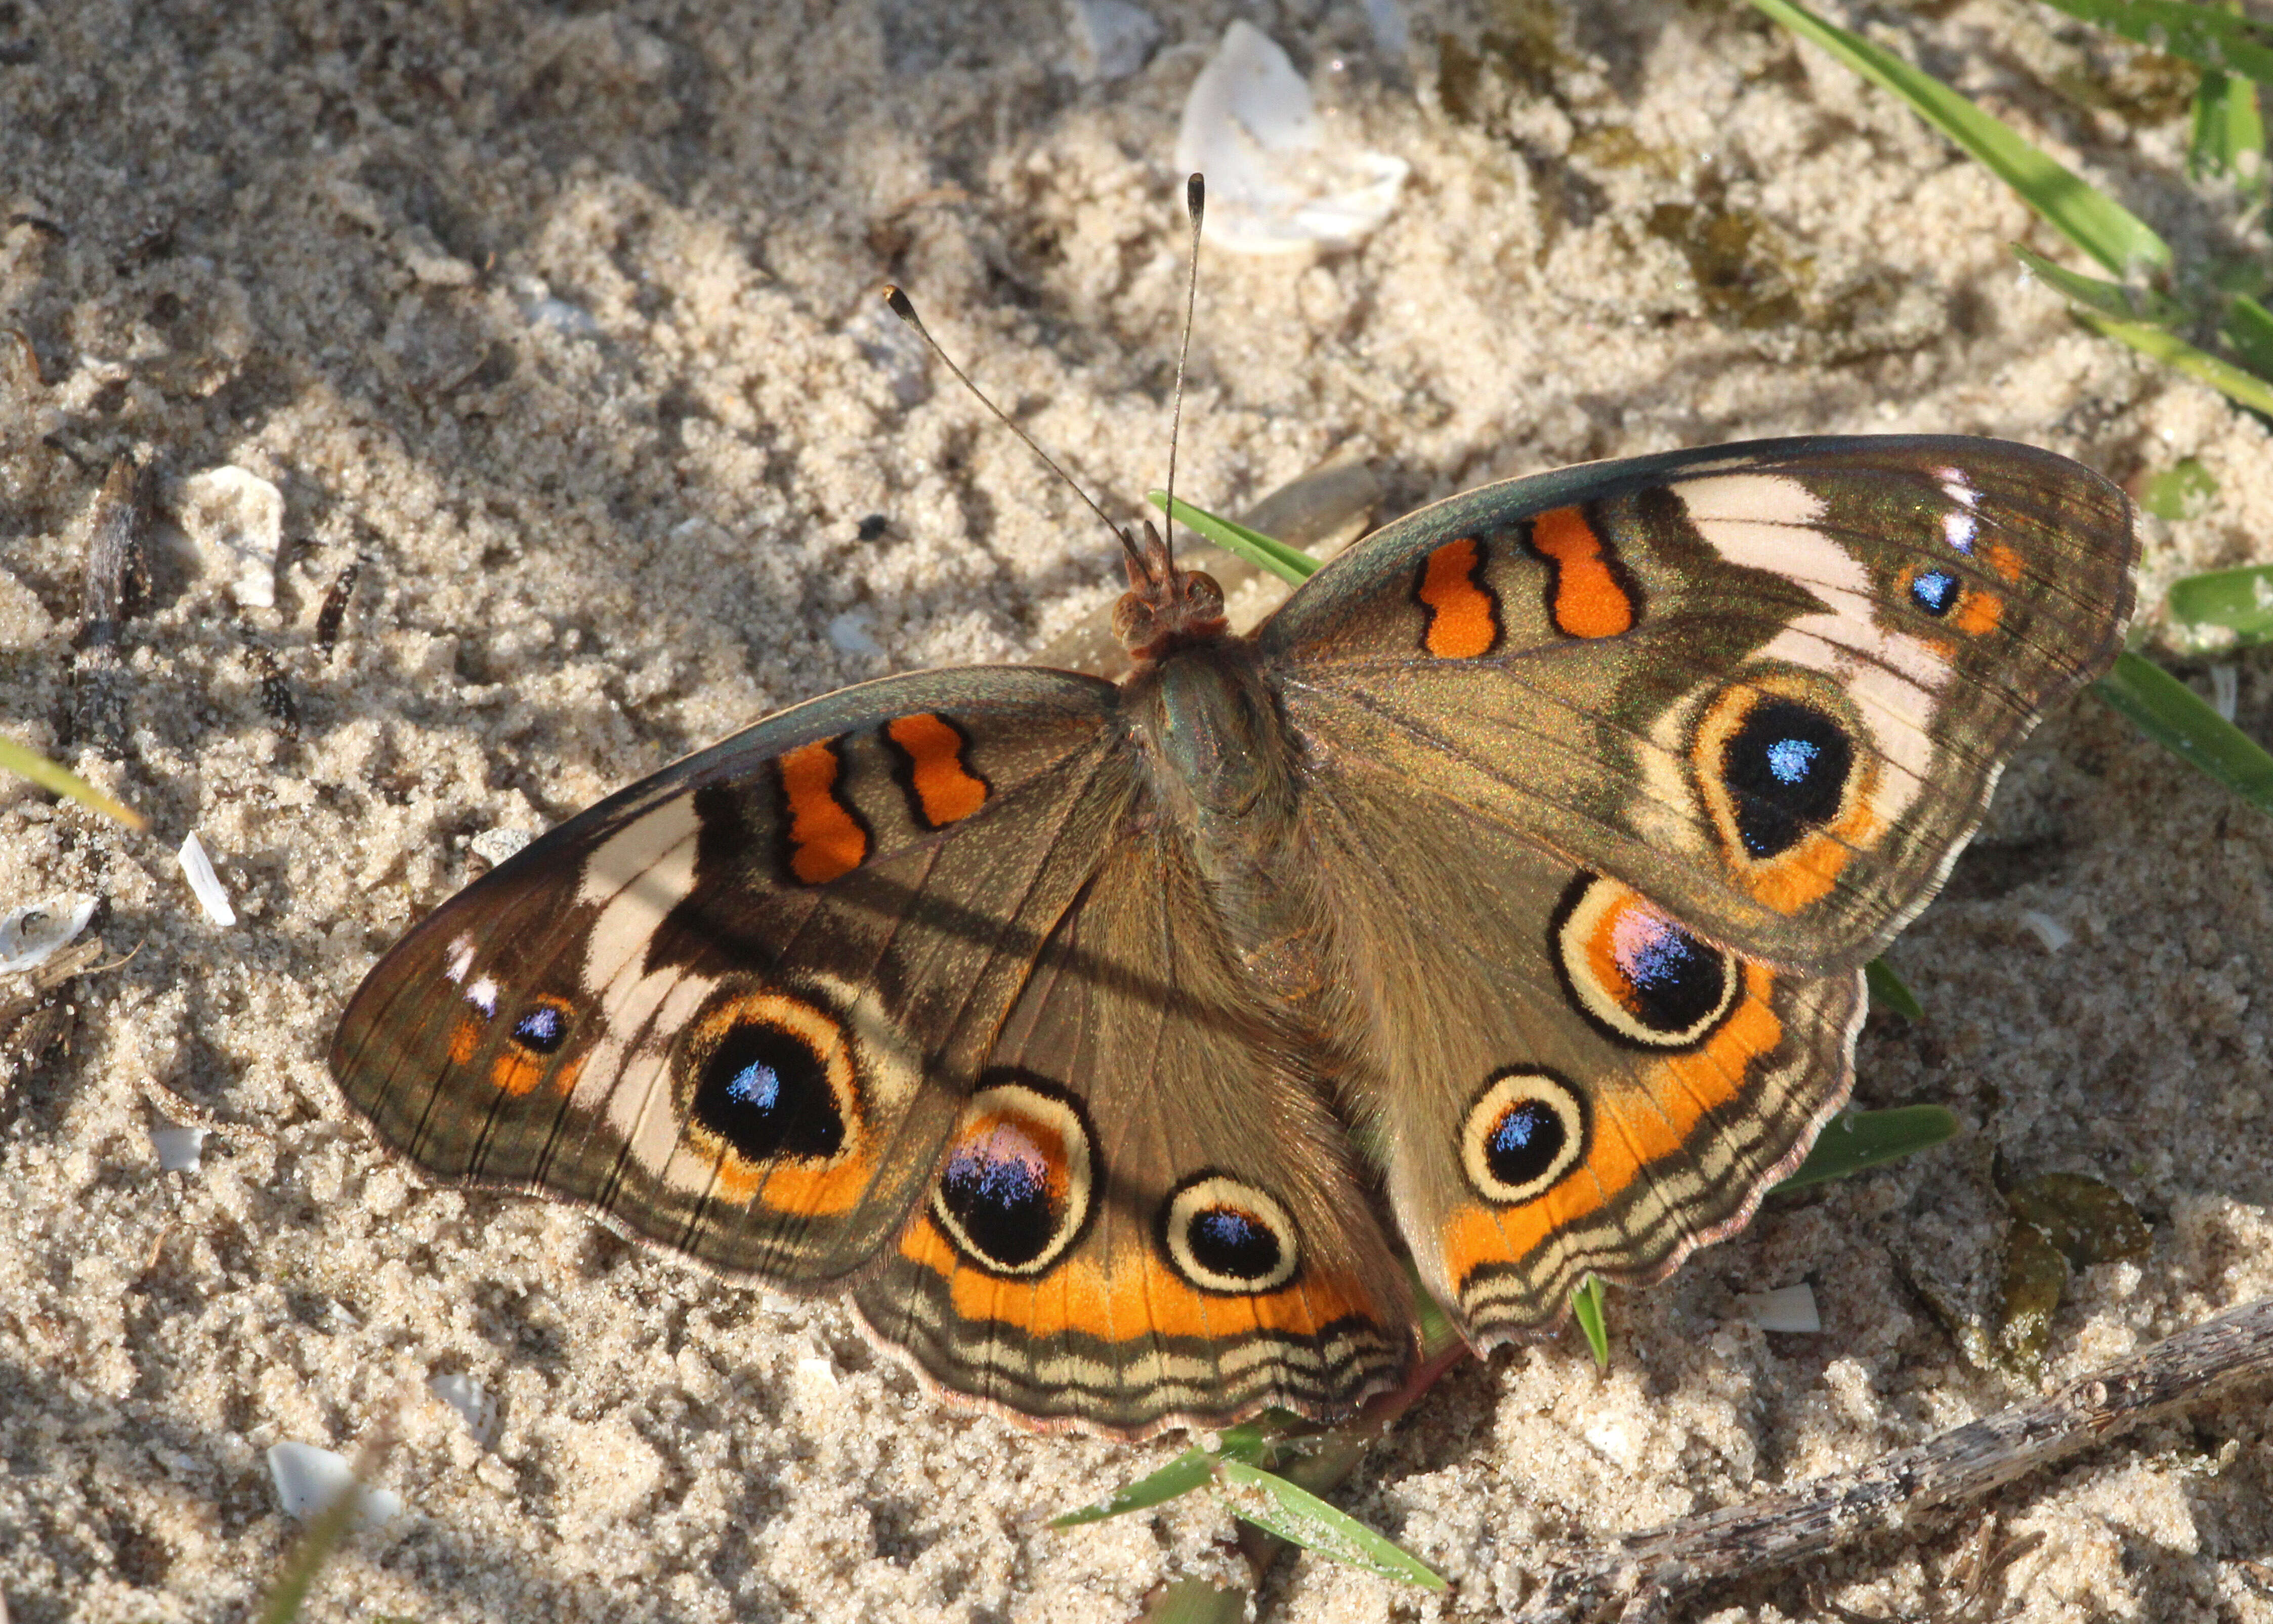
[{"x1": 3, "y1": 2, "x2": 2270, "y2": 1619}]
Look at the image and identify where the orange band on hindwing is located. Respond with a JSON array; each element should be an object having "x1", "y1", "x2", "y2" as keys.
[
  {"x1": 885, "y1": 712, "x2": 990, "y2": 828},
  {"x1": 1525, "y1": 506, "x2": 1636, "y2": 638},
  {"x1": 1415, "y1": 537, "x2": 1501, "y2": 658},
  {"x1": 776, "y1": 738, "x2": 869, "y2": 884}
]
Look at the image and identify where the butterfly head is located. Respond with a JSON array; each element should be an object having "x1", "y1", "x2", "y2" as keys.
[{"x1": 1112, "y1": 518, "x2": 1227, "y2": 661}]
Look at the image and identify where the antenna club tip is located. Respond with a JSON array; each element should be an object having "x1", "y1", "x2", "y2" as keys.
[
  {"x1": 882, "y1": 285, "x2": 920, "y2": 324},
  {"x1": 1185, "y1": 173, "x2": 1205, "y2": 219}
]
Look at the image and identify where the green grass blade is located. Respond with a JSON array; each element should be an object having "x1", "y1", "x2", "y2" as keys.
[
  {"x1": 2169, "y1": 562, "x2": 2273, "y2": 642},
  {"x1": 1865, "y1": 957, "x2": 1924, "y2": 1019},
  {"x1": 2221, "y1": 293, "x2": 2273, "y2": 377},
  {"x1": 1213, "y1": 1460, "x2": 1448, "y2": 1591},
  {"x1": 0, "y1": 735, "x2": 147, "y2": 830},
  {"x1": 1774, "y1": 1104, "x2": 1959, "y2": 1192},
  {"x1": 2095, "y1": 648, "x2": 2273, "y2": 812},
  {"x1": 1054, "y1": 1447, "x2": 1216, "y2": 1526},
  {"x1": 2072, "y1": 307, "x2": 2273, "y2": 413},
  {"x1": 1153, "y1": 494, "x2": 1318, "y2": 584},
  {"x1": 1745, "y1": 0, "x2": 2172, "y2": 274},
  {"x1": 2037, "y1": 0, "x2": 2273, "y2": 87},
  {"x1": 2138, "y1": 457, "x2": 2220, "y2": 520},
  {"x1": 2191, "y1": 65, "x2": 2265, "y2": 180},
  {"x1": 2011, "y1": 244, "x2": 2187, "y2": 324},
  {"x1": 1572, "y1": 1275, "x2": 1611, "y2": 1370}
]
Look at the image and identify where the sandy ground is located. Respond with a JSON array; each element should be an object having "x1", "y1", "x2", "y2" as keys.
[{"x1": 3, "y1": 2, "x2": 2271, "y2": 1619}]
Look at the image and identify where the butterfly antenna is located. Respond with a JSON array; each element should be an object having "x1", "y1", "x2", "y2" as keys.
[
  {"x1": 1160, "y1": 173, "x2": 1204, "y2": 571},
  {"x1": 880, "y1": 285, "x2": 1146, "y2": 577}
]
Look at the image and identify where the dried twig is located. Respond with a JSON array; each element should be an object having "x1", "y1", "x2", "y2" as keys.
[{"x1": 1511, "y1": 1296, "x2": 2273, "y2": 1623}]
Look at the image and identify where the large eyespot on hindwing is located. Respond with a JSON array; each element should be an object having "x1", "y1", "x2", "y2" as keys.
[
  {"x1": 1553, "y1": 874, "x2": 1738, "y2": 1050},
  {"x1": 1160, "y1": 1174, "x2": 1301, "y2": 1295},
  {"x1": 928, "y1": 1071, "x2": 1096, "y2": 1277},
  {"x1": 677, "y1": 987, "x2": 867, "y2": 1207},
  {"x1": 1689, "y1": 672, "x2": 1881, "y2": 914},
  {"x1": 1461, "y1": 1069, "x2": 1588, "y2": 1205}
]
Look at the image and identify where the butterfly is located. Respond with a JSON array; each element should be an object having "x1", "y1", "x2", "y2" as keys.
[{"x1": 330, "y1": 433, "x2": 2136, "y2": 1437}]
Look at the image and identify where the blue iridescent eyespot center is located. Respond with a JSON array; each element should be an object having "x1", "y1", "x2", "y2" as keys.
[
  {"x1": 511, "y1": 1003, "x2": 568, "y2": 1054},
  {"x1": 1618, "y1": 916, "x2": 1725, "y2": 1032},
  {"x1": 1910, "y1": 568, "x2": 1959, "y2": 616},
  {"x1": 691, "y1": 1018, "x2": 843, "y2": 1161},
  {"x1": 1486, "y1": 1099, "x2": 1564, "y2": 1186},
  {"x1": 1720, "y1": 697, "x2": 1851, "y2": 858},
  {"x1": 1188, "y1": 1205, "x2": 1281, "y2": 1281}
]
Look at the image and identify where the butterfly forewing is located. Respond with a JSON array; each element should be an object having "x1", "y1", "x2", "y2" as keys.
[
  {"x1": 330, "y1": 668, "x2": 1133, "y2": 1287},
  {"x1": 1267, "y1": 436, "x2": 2136, "y2": 971}
]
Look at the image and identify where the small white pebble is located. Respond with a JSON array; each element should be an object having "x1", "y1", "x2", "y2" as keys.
[
  {"x1": 178, "y1": 833, "x2": 238, "y2": 927},
  {"x1": 150, "y1": 1124, "x2": 208, "y2": 1173},
  {"x1": 178, "y1": 467, "x2": 283, "y2": 609},
  {"x1": 2017, "y1": 909, "x2": 2072, "y2": 953},
  {"x1": 428, "y1": 1373, "x2": 498, "y2": 1445},
  {"x1": 1738, "y1": 1282, "x2": 1821, "y2": 1334},
  {"x1": 826, "y1": 611, "x2": 881, "y2": 656},
  {"x1": 265, "y1": 1441, "x2": 405, "y2": 1529},
  {"x1": 469, "y1": 826, "x2": 537, "y2": 866},
  {"x1": 0, "y1": 892, "x2": 96, "y2": 973}
]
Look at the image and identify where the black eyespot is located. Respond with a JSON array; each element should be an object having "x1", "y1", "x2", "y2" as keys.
[
  {"x1": 1553, "y1": 876, "x2": 1740, "y2": 1050},
  {"x1": 1162, "y1": 1174, "x2": 1300, "y2": 1293},
  {"x1": 927, "y1": 1074, "x2": 1096, "y2": 1277},
  {"x1": 511, "y1": 1002, "x2": 569, "y2": 1054},
  {"x1": 691, "y1": 1019, "x2": 844, "y2": 1161},
  {"x1": 1189, "y1": 1207, "x2": 1280, "y2": 1281},
  {"x1": 938, "y1": 1144, "x2": 1056, "y2": 1269},
  {"x1": 1462, "y1": 1070, "x2": 1588, "y2": 1204},
  {"x1": 1487, "y1": 1099, "x2": 1564, "y2": 1187},
  {"x1": 1909, "y1": 568, "x2": 1959, "y2": 616},
  {"x1": 1719, "y1": 697, "x2": 1851, "y2": 858}
]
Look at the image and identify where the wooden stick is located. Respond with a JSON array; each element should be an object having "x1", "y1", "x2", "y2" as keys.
[{"x1": 1511, "y1": 1296, "x2": 2273, "y2": 1623}]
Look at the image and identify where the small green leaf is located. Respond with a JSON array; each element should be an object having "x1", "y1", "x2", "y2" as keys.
[
  {"x1": 1773, "y1": 1105, "x2": 1959, "y2": 1192},
  {"x1": 2036, "y1": 0, "x2": 2273, "y2": 88},
  {"x1": 2168, "y1": 561, "x2": 2273, "y2": 641},
  {"x1": 1153, "y1": 494, "x2": 1317, "y2": 584},
  {"x1": 2071, "y1": 308, "x2": 2273, "y2": 416},
  {"x1": 2139, "y1": 459, "x2": 2221, "y2": 522},
  {"x1": 1213, "y1": 1460, "x2": 1448, "y2": 1591},
  {"x1": 1744, "y1": 0, "x2": 2172, "y2": 274},
  {"x1": 0, "y1": 735, "x2": 147, "y2": 830},
  {"x1": 1864, "y1": 957, "x2": 1924, "y2": 1019},
  {"x1": 2010, "y1": 244, "x2": 2186, "y2": 326},
  {"x1": 1571, "y1": 1274, "x2": 1610, "y2": 1370},
  {"x1": 2095, "y1": 648, "x2": 2273, "y2": 814}
]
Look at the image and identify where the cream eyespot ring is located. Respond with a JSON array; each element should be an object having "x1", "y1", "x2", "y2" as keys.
[
  {"x1": 1461, "y1": 1069, "x2": 1588, "y2": 1205},
  {"x1": 1160, "y1": 1174, "x2": 1300, "y2": 1294}
]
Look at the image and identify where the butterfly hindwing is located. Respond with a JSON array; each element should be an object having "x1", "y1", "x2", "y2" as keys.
[
  {"x1": 330, "y1": 667, "x2": 1131, "y2": 1287},
  {"x1": 855, "y1": 815, "x2": 1417, "y2": 1435},
  {"x1": 1268, "y1": 436, "x2": 2136, "y2": 970}
]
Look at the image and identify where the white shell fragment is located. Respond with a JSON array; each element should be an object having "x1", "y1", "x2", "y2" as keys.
[
  {"x1": 469, "y1": 826, "x2": 537, "y2": 867},
  {"x1": 1064, "y1": 0, "x2": 1160, "y2": 81},
  {"x1": 178, "y1": 832, "x2": 238, "y2": 927},
  {"x1": 177, "y1": 466, "x2": 284, "y2": 609},
  {"x1": 428, "y1": 1373, "x2": 498, "y2": 1445},
  {"x1": 150, "y1": 1123, "x2": 209, "y2": 1173},
  {"x1": 826, "y1": 610, "x2": 882, "y2": 657},
  {"x1": 1174, "y1": 21, "x2": 1408, "y2": 255},
  {"x1": 0, "y1": 893, "x2": 96, "y2": 974},
  {"x1": 1738, "y1": 1283, "x2": 1822, "y2": 1334},
  {"x1": 265, "y1": 1441, "x2": 406, "y2": 1530},
  {"x1": 2018, "y1": 909, "x2": 2074, "y2": 954}
]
